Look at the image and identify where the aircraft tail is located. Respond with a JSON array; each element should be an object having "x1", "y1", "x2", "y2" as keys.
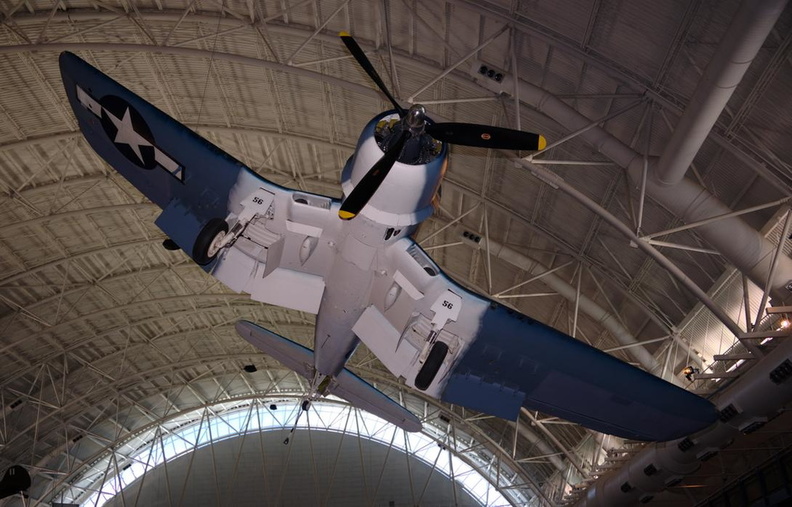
[{"x1": 235, "y1": 321, "x2": 422, "y2": 432}]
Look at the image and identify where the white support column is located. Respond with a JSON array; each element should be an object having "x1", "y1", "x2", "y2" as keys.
[{"x1": 654, "y1": 0, "x2": 790, "y2": 186}]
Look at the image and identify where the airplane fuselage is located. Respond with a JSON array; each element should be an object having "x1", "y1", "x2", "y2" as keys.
[
  {"x1": 216, "y1": 110, "x2": 447, "y2": 383},
  {"x1": 314, "y1": 110, "x2": 447, "y2": 378}
]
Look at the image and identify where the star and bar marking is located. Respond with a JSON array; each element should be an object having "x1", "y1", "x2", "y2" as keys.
[{"x1": 76, "y1": 85, "x2": 185, "y2": 182}]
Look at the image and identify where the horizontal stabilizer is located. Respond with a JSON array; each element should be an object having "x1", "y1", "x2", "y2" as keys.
[
  {"x1": 331, "y1": 368, "x2": 422, "y2": 432},
  {"x1": 236, "y1": 321, "x2": 422, "y2": 432},
  {"x1": 236, "y1": 321, "x2": 314, "y2": 380}
]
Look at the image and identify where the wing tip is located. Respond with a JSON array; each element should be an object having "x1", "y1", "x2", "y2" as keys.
[
  {"x1": 338, "y1": 209, "x2": 355, "y2": 220},
  {"x1": 537, "y1": 135, "x2": 547, "y2": 151},
  {"x1": 234, "y1": 320, "x2": 256, "y2": 336},
  {"x1": 58, "y1": 50, "x2": 79, "y2": 72},
  {"x1": 339, "y1": 31, "x2": 351, "y2": 37}
]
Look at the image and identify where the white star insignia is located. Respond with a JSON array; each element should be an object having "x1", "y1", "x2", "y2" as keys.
[
  {"x1": 106, "y1": 107, "x2": 152, "y2": 164},
  {"x1": 76, "y1": 86, "x2": 185, "y2": 182}
]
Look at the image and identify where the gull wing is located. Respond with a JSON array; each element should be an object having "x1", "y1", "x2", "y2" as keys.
[
  {"x1": 60, "y1": 52, "x2": 337, "y2": 314},
  {"x1": 350, "y1": 238, "x2": 718, "y2": 441}
]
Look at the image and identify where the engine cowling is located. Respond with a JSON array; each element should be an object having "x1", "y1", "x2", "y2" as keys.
[{"x1": 340, "y1": 111, "x2": 448, "y2": 227}]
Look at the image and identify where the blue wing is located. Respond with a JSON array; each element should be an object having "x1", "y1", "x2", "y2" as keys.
[
  {"x1": 59, "y1": 52, "x2": 285, "y2": 265},
  {"x1": 351, "y1": 238, "x2": 718, "y2": 441},
  {"x1": 60, "y1": 52, "x2": 337, "y2": 314},
  {"x1": 441, "y1": 302, "x2": 717, "y2": 441}
]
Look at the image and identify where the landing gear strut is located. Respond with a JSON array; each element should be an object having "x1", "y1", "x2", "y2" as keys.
[
  {"x1": 283, "y1": 399, "x2": 312, "y2": 445},
  {"x1": 283, "y1": 374, "x2": 327, "y2": 445}
]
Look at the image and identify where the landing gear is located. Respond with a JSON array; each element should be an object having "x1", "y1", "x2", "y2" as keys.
[
  {"x1": 415, "y1": 341, "x2": 449, "y2": 390},
  {"x1": 283, "y1": 399, "x2": 313, "y2": 445},
  {"x1": 283, "y1": 374, "x2": 327, "y2": 445},
  {"x1": 192, "y1": 218, "x2": 228, "y2": 265}
]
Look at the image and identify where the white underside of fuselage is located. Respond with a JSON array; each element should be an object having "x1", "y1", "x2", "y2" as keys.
[{"x1": 211, "y1": 112, "x2": 464, "y2": 395}]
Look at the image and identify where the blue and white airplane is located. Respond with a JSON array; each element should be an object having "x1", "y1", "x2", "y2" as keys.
[{"x1": 59, "y1": 34, "x2": 717, "y2": 442}]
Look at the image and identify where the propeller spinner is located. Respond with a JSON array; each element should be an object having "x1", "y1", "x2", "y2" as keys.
[{"x1": 338, "y1": 32, "x2": 546, "y2": 220}]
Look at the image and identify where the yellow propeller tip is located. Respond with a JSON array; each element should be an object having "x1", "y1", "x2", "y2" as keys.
[
  {"x1": 339, "y1": 31, "x2": 351, "y2": 37},
  {"x1": 537, "y1": 135, "x2": 547, "y2": 151},
  {"x1": 338, "y1": 210, "x2": 356, "y2": 220}
]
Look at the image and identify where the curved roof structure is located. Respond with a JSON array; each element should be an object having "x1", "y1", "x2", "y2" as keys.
[
  {"x1": 1, "y1": 1, "x2": 792, "y2": 505},
  {"x1": 87, "y1": 400, "x2": 501, "y2": 507}
]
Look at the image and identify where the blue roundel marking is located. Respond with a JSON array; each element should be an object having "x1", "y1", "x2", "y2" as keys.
[{"x1": 98, "y1": 95, "x2": 158, "y2": 170}]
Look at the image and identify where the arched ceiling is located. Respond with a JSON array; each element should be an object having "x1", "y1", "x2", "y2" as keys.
[{"x1": 1, "y1": 0, "x2": 792, "y2": 505}]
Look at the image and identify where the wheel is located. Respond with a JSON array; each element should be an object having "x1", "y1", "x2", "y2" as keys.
[
  {"x1": 415, "y1": 341, "x2": 449, "y2": 391},
  {"x1": 192, "y1": 218, "x2": 228, "y2": 265}
]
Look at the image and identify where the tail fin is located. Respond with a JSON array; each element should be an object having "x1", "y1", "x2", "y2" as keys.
[{"x1": 236, "y1": 321, "x2": 422, "y2": 432}]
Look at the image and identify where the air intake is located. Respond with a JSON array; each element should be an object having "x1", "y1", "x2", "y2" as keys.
[
  {"x1": 769, "y1": 359, "x2": 792, "y2": 384},
  {"x1": 677, "y1": 437, "x2": 695, "y2": 452},
  {"x1": 718, "y1": 404, "x2": 740, "y2": 422},
  {"x1": 643, "y1": 464, "x2": 658, "y2": 476}
]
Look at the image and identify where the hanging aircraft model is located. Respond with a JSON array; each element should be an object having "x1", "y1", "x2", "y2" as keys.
[{"x1": 58, "y1": 33, "x2": 718, "y2": 442}]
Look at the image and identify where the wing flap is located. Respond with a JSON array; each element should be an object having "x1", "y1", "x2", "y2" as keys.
[
  {"x1": 441, "y1": 374, "x2": 524, "y2": 421},
  {"x1": 235, "y1": 321, "x2": 421, "y2": 432}
]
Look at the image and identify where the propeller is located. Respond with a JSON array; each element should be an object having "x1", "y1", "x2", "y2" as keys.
[
  {"x1": 425, "y1": 122, "x2": 546, "y2": 151},
  {"x1": 339, "y1": 129, "x2": 409, "y2": 220},
  {"x1": 338, "y1": 32, "x2": 546, "y2": 220},
  {"x1": 340, "y1": 32, "x2": 405, "y2": 117}
]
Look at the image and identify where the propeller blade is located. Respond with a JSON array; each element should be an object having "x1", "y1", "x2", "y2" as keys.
[
  {"x1": 426, "y1": 123, "x2": 546, "y2": 151},
  {"x1": 339, "y1": 131, "x2": 409, "y2": 220},
  {"x1": 340, "y1": 32, "x2": 406, "y2": 117}
]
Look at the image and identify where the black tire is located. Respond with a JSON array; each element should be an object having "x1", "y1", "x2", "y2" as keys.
[
  {"x1": 415, "y1": 341, "x2": 449, "y2": 391},
  {"x1": 192, "y1": 218, "x2": 228, "y2": 265}
]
